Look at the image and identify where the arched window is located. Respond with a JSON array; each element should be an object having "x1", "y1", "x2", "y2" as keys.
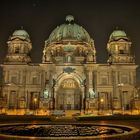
[
  {"x1": 65, "y1": 55, "x2": 72, "y2": 63},
  {"x1": 15, "y1": 47, "x2": 20, "y2": 53},
  {"x1": 44, "y1": 89, "x2": 49, "y2": 98}
]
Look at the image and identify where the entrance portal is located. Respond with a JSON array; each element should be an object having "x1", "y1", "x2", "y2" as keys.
[{"x1": 56, "y1": 78, "x2": 81, "y2": 110}]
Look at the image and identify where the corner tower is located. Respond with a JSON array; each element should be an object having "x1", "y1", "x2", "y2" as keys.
[
  {"x1": 107, "y1": 30, "x2": 135, "y2": 64},
  {"x1": 5, "y1": 29, "x2": 32, "y2": 64},
  {"x1": 106, "y1": 29, "x2": 138, "y2": 111}
]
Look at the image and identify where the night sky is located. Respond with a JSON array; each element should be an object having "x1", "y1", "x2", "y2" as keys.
[{"x1": 0, "y1": 0, "x2": 140, "y2": 84}]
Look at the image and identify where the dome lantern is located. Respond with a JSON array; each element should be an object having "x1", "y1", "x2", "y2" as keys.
[
  {"x1": 65, "y1": 15, "x2": 74, "y2": 23},
  {"x1": 12, "y1": 29, "x2": 30, "y2": 40},
  {"x1": 109, "y1": 30, "x2": 128, "y2": 42}
]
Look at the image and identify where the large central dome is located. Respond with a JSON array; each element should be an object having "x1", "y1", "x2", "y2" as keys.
[
  {"x1": 47, "y1": 15, "x2": 91, "y2": 44},
  {"x1": 42, "y1": 15, "x2": 96, "y2": 64}
]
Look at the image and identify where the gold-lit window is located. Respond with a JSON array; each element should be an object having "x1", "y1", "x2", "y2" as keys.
[
  {"x1": 15, "y1": 47, "x2": 20, "y2": 53},
  {"x1": 9, "y1": 91, "x2": 16, "y2": 109},
  {"x1": 121, "y1": 75, "x2": 128, "y2": 84},
  {"x1": 11, "y1": 76, "x2": 17, "y2": 84},
  {"x1": 101, "y1": 77, "x2": 108, "y2": 85},
  {"x1": 119, "y1": 50, "x2": 124, "y2": 54}
]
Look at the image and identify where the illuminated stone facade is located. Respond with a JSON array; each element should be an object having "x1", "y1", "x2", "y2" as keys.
[{"x1": 0, "y1": 15, "x2": 139, "y2": 114}]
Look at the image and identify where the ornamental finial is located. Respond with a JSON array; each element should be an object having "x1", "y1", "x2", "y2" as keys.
[{"x1": 66, "y1": 15, "x2": 74, "y2": 22}]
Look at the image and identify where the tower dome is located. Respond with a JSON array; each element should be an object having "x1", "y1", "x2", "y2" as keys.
[
  {"x1": 109, "y1": 30, "x2": 128, "y2": 42},
  {"x1": 47, "y1": 15, "x2": 91, "y2": 44},
  {"x1": 12, "y1": 29, "x2": 30, "y2": 40}
]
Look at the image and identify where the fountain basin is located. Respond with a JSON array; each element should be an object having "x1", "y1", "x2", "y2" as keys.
[{"x1": 0, "y1": 123, "x2": 139, "y2": 140}]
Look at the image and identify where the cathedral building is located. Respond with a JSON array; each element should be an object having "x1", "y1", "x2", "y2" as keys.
[{"x1": 0, "y1": 15, "x2": 139, "y2": 114}]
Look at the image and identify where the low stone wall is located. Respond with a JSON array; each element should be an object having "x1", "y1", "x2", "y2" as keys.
[{"x1": 76, "y1": 114, "x2": 140, "y2": 121}]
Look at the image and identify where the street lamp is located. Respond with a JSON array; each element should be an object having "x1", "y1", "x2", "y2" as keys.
[
  {"x1": 100, "y1": 98, "x2": 104, "y2": 114},
  {"x1": 100, "y1": 98, "x2": 104, "y2": 103},
  {"x1": 33, "y1": 97, "x2": 37, "y2": 115}
]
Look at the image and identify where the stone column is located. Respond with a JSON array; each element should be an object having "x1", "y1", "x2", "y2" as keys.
[
  {"x1": 53, "y1": 86, "x2": 57, "y2": 110},
  {"x1": 81, "y1": 86, "x2": 85, "y2": 110},
  {"x1": 19, "y1": 71, "x2": 21, "y2": 84},
  {"x1": 130, "y1": 71, "x2": 134, "y2": 85},
  {"x1": 93, "y1": 71, "x2": 97, "y2": 96},
  {"x1": 114, "y1": 71, "x2": 118, "y2": 98},
  {"x1": 89, "y1": 71, "x2": 93, "y2": 87},
  {"x1": 86, "y1": 69, "x2": 93, "y2": 98},
  {"x1": 5, "y1": 70, "x2": 9, "y2": 82},
  {"x1": 25, "y1": 90, "x2": 29, "y2": 109},
  {"x1": 3, "y1": 70, "x2": 6, "y2": 83},
  {"x1": 7, "y1": 88, "x2": 10, "y2": 109}
]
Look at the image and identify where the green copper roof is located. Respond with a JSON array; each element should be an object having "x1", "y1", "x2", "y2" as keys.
[
  {"x1": 12, "y1": 29, "x2": 30, "y2": 39},
  {"x1": 47, "y1": 15, "x2": 91, "y2": 44},
  {"x1": 109, "y1": 30, "x2": 128, "y2": 41}
]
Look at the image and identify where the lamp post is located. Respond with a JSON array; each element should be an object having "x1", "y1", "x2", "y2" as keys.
[
  {"x1": 33, "y1": 97, "x2": 37, "y2": 115},
  {"x1": 118, "y1": 83, "x2": 124, "y2": 114},
  {"x1": 100, "y1": 98, "x2": 104, "y2": 115}
]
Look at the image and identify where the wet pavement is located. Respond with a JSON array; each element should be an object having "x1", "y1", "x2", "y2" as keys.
[
  {"x1": 97, "y1": 120, "x2": 140, "y2": 130},
  {"x1": 0, "y1": 117, "x2": 140, "y2": 128}
]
